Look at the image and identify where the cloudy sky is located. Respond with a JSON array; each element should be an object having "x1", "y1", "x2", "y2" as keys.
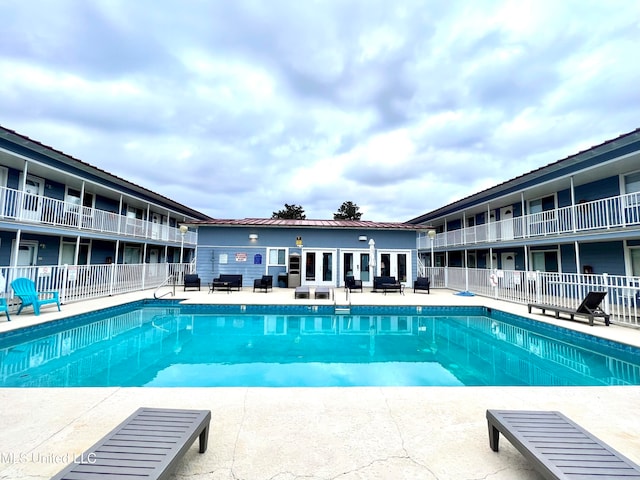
[{"x1": 1, "y1": 1, "x2": 639, "y2": 222}]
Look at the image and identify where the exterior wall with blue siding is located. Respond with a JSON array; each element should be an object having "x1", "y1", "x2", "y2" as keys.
[
  {"x1": 196, "y1": 226, "x2": 417, "y2": 287},
  {"x1": 579, "y1": 241, "x2": 626, "y2": 275}
]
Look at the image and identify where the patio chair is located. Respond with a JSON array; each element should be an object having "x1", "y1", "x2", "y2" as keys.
[
  {"x1": 253, "y1": 275, "x2": 273, "y2": 293},
  {"x1": 184, "y1": 273, "x2": 201, "y2": 291},
  {"x1": 0, "y1": 297, "x2": 10, "y2": 321},
  {"x1": 10, "y1": 277, "x2": 61, "y2": 316},
  {"x1": 345, "y1": 275, "x2": 363, "y2": 293}
]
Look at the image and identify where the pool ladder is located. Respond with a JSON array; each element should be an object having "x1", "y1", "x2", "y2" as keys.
[
  {"x1": 334, "y1": 287, "x2": 351, "y2": 315},
  {"x1": 154, "y1": 274, "x2": 177, "y2": 299}
]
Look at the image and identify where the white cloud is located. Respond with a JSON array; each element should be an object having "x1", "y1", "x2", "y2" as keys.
[{"x1": 1, "y1": 0, "x2": 638, "y2": 221}]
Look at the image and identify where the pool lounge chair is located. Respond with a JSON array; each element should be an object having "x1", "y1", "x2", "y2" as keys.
[
  {"x1": 528, "y1": 291, "x2": 610, "y2": 326},
  {"x1": 10, "y1": 277, "x2": 61, "y2": 316},
  {"x1": 486, "y1": 409, "x2": 640, "y2": 479},
  {"x1": 51, "y1": 407, "x2": 211, "y2": 480}
]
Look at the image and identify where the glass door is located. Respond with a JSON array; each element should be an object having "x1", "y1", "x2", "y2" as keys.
[
  {"x1": 378, "y1": 251, "x2": 410, "y2": 283},
  {"x1": 304, "y1": 250, "x2": 336, "y2": 285},
  {"x1": 342, "y1": 251, "x2": 372, "y2": 286}
]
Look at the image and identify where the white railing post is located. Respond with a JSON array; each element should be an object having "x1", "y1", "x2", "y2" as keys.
[
  {"x1": 60, "y1": 264, "x2": 68, "y2": 304},
  {"x1": 109, "y1": 262, "x2": 116, "y2": 296},
  {"x1": 602, "y1": 272, "x2": 610, "y2": 313}
]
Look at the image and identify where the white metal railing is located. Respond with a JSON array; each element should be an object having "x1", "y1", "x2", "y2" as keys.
[
  {"x1": 418, "y1": 191, "x2": 640, "y2": 249},
  {"x1": 0, "y1": 185, "x2": 197, "y2": 245},
  {"x1": 0, "y1": 262, "x2": 194, "y2": 306},
  {"x1": 419, "y1": 264, "x2": 640, "y2": 327}
]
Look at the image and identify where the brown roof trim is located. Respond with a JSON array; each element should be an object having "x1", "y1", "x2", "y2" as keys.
[{"x1": 184, "y1": 218, "x2": 421, "y2": 230}]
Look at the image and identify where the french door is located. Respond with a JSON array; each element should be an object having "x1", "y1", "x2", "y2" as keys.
[
  {"x1": 303, "y1": 250, "x2": 336, "y2": 286},
  {"x1": 342, "y1": 251, "x2": 372, "y2": 286},
  {"x1": 378, "y1": 251, "x2": 411, "y2": 283}
]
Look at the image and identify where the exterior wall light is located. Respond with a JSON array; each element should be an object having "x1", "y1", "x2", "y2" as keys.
[
  {"x1": 358, "y1": 235, "x2": 367, "y2": 242},
  {"x1": 249, "y1": 233, "x2": 259, "y2": 240}
]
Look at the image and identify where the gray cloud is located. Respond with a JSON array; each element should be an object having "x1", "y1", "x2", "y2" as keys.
[{"x1": 1, "y1": 0, "x2": 638, "y2": 221}]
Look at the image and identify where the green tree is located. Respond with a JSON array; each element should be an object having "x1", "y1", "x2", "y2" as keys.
[
  {"x1": 272, "y1": 203, "x2": 306, "y2": 219},
  {"x1": 333, "y1": 201, "x2": 362, "y2": 220}
]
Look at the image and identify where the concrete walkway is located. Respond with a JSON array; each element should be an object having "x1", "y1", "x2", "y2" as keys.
[{"x1": 1, "y1": 287, "x2": 639, "y2": 479}]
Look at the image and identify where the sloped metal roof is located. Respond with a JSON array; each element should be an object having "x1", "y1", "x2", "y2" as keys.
[
  {"x1": 185, "y1": 218, "x2": 421, "y2": 230},
  {"x1": 407, "y1": 127, "x2": 640, "y2": 224}
]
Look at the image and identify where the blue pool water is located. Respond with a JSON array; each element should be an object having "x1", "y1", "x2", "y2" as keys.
[{"x1": 1, "y1": 301, "x2": 639, "y2": 387}]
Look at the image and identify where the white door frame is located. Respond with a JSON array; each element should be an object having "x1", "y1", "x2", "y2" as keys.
[
  {"x1": 377, "y1": 250, "x2": 412, "y2": 283},
  {"x1": 302, "y1": 249, "x2": 337, "y2": 286},
  {"x1": 21, "y1": 174, "x2": 45, "y2": 221},
  {"x1": 500, "y1": 206, "x2": 514, "y2": 240},
  {"x1": 341, "y1": 249, "x2": 373, "y2": 287},
  {"x1": 12, "y1": 239, "x2": 39, "y2": 266}
]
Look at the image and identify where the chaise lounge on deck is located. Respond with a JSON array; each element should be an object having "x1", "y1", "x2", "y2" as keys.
[
  {"x1": 528, "y1": 291, "x2": 610, "y2": 326},
  {"x1": 51, "y1": 407, "x2": 211, "y2": 480},
  {"x1": 486, "y1": 409, "x2": 640, "y2": 479}
]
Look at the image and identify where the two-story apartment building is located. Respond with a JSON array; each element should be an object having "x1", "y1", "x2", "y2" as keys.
[
  {"x1": 408, "y1": 128, "x2": 640, "y2": 278},
  {"x1": 0, "y1": 126, "x2": 211, "y2": 299}
]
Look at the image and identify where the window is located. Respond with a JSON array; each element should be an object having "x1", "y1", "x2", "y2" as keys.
[
  {"x1": 625, "y1": 172, "x2": 640, "y2": 194},
  {"x1": 531, "y1": 251, "x2": 559, "y2": 272},
  {"x1": 631, "y1": 248, "x2": 640, "y2": 276},
  {"x1": 268, "y1": 248, "x2": 286, "y2": 266},
  {"x1": 624, "y1": 172, "x2": 640, "y2": 208},
  {"x1": 529, "y1": 195, "x2": 555, "y2": 214}
]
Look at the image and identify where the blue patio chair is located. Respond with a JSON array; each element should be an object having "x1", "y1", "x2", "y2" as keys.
[
  {"x1": 0, "y1": 297, "x2": 10, "y2": 321},
  {"x1": 10, "y1": 277, "x2": 61, "y2": 316}
]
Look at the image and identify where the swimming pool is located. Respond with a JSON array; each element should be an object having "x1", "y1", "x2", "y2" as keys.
[{"x1": 1, "y1": 300, "x2": 639, "y2": 387}]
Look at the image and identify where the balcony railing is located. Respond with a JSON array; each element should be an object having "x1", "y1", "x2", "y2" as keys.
[
  {"x1": 0, "y1": 262, "x2": 194, "y2": 305},
  {"x1": 0, "y1": 186, "x2": 197, "y2": 245},
  {"x1": 419, "y1": 264, "x2": 640, "y2": 327},
  {"x1": 418, "y1": 191, "x2": 640, "y2": 249}
]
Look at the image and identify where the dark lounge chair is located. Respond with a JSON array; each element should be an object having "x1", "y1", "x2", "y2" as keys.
[
  {"x1": 10, "y1": 277, "x2": 61, "y2": 316},
  {"x1": 528, "y1": 291, "x2": 610, "y2": 326},
  {"x1": 345, "y1": 275, "x2": 363, "y2": 292},
  {"x1": 51, "y1": 407, "x2": 211, "y2": 480},
  {"x1": 413, "y1": 277, "x2": 430, "y2": 294},
  {"x1": 486, "y1": 409, "x2": 640, "y2": 479},
  {"x1": 184, "y1": 274, "x2": 201, "y2": 291},
  {"x1": 253, "y1": 275, "x2": 273, "y2": 292}
]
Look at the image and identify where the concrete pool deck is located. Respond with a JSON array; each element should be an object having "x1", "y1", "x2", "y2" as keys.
[{"x1": 1, "y1": 287, "x2": 640, "y2": 479}]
